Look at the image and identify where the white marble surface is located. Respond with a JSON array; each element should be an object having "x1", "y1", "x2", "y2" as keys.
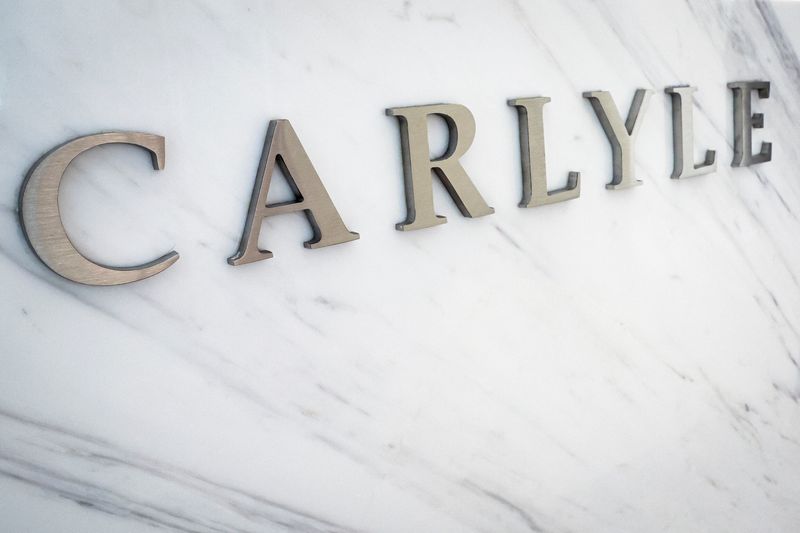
[{"x1": 2, "y1": 1, "x2": 800, "y2": 531}]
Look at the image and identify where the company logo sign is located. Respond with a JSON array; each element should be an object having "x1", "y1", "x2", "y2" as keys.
[{"x1": 17, "y1": 81, "x2": 771, "y2": 285}]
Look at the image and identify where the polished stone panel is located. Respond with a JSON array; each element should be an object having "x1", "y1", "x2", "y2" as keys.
[{"x1": 1, "y1": 1, "x2": 799, "y2": 532}]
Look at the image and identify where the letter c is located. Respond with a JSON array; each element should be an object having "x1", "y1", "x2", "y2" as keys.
[{"x1": 18, "y1": 132, "x2": 178, "y2": 285}]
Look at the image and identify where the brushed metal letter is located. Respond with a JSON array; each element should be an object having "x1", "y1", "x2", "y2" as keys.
[
  {"x1": 582, "y1": 89, "x2": 653, "y2": 190},
  {"x1": 665, "y1": 86, "x2": 716, "y2": 179},
  {"x1": 228, "y1": 120, "x2": 359, "y2": 266},
  {"x1": 728, "y1": 81, "x2": 772, "y2": 167},
  {"x1": 385, "y1": 103, "x2": 494, "y2": 231},
  {"x1": 18, "y1": 132, "x2": 178, "y2": 286},
  {"x1": 508, "y1": 97, "x2": 580, "y2": 207}
]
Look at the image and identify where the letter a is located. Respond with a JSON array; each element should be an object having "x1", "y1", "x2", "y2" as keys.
[{"x1": 228, "y1": 120, "x2": 359, "y2": 266}]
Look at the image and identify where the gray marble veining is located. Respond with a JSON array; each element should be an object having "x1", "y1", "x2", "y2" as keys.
[{"x1": 1, "y1": 1, "x2": 799, "y2": 532}]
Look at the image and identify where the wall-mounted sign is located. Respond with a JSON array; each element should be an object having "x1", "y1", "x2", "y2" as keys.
[{"x1": 17, "y1": 81, "x2": 772, "y2": 286}]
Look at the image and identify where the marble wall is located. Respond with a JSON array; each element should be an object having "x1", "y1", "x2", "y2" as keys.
[{"x1": 1, "y1": 1, "x2": 800, "y2": 532}]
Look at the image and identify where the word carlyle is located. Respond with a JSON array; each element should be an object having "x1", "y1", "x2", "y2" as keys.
[{"x1": 18, "y1": 81, "x2": 771, "y2": 286}]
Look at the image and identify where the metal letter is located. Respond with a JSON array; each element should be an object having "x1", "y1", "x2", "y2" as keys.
[
  {"x1": 18, "y1": 132, "x2": 178, "y2": 286},
  {"x1": 728, "y1": 81, "x2": 772, "y2": 166},
  {"x1": 228, "y1": 120, "x2": 359, "y2": 266},
  {"x1": 665, "y1": 86, "x2": 716, "y2": 179},
  {"x1": 385, "y1": 103, "x2": 494, "y2": 231},
  {"x1": 582, "y1": 89, "x2": 653, "y2": 190},
  {"x1": 508, "y1": 97, "x2": 580, "y2": 207}
]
